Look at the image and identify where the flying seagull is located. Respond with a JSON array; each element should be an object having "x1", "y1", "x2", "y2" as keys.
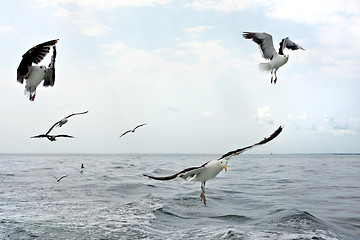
[
  {"x1": 31, "y1": 134, "x2": 74, "y2": 142},
  {"x1": 243, "y1": 32, "x2": 304, "y2": 84},
  {"x1": 30, "y1": 111, "x2": 88, "y2": 142},
  {"x1": 144, "y1": 126, "x2": 283, "y2": 206},
  {"x1": 17, "y1": 39, "x2": 59, "y2": 101},
  {"x1": 119, "y1": 123, "x2": 147, "y2": 138},
  {"x1": 54, "y1": 175, "x2": 68, "y2": 182}
]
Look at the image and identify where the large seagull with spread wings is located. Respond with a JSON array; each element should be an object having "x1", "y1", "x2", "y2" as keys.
[
  {"x1": 243, "y1": 32, "x2": 304, "y2": 84},
  {"x1": 17, "y1": 39, "x2": 59, "y2": 101},
  {"x1": 144, "y1": 126, "x2": 283, "y2": 205}
]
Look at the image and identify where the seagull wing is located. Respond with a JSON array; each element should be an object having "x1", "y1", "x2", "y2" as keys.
[
  {"x1": 278, "y1": 37, "x2": 305, "y2": 55},
  {"x1": 46, "y1": 111, "x2": 89, "y2": 134},
  {"x1": 119, "y1": 130, "x2": 132, "y2": 138},
  {"x1": 43, "y1": 45, "x2": 57, "y2": 87},
  {"x1": 133, "y1": 123, "x2": 147, "y2": 131},
  {"x1": 63, "y1": 111, "x2": 89, "y2": 119},
  {"x1": 17, "y1": 39, "x2": 59, "y2": 83},
  {"x1": 31, "y1": 134, "x2": 47, "y2": 139},
  {"x1": 54, "y1": 134, "x2": 74, "y2": 138},
  {"x1": 218, "y1": 125, "x2": 283, "y2": 160},
  {"x1": 243, "y1": 32, "x2": 277, "y2": 60},
  {"x1": 45, "y1": 120, "x2": 63, "y2": 135},
  {"x1": 143, "y1": 163, "x2": 208, "y2": 181},
  {"x1": 58, "y1": 175, "x2": 68, "y2": 181}
]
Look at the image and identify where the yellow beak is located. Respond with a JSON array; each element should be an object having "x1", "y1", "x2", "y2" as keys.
[{"x1": 224, "y1": 165, "x2": 227, "y2": 172}]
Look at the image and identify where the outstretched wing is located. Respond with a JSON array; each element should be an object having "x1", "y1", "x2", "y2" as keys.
[
  {"x1": 133, "y1": 123, "x2": 147, "y2": 131},
  {"x1": 17, "y1": 39, "x2": 59, "y2": 83},
  {"x1": 143, "y1": 161, "x2": 210, "y2": 181},
  {"x1": 278, "y1": 37, "x2": 304, "y2": 55},
  {"x1": 218, "y1": 125, "x2": 283, "y2": 160},
  {"x1": 43, "y1": 45, "x2": 57, "y2": 87},
  {"x1": 63, "y1": 111, "x2": 89, "y2": 119},
  {"x1": 119, "y1": 130, "x2": 132, "y2": 138},
  {"x1": 54, "y1": 134, "x2": 74, "y2": 138},
  {"x1": 31, "y1": 134, "x2": 47, "y2": 139},
  {"x1": 58, "y1": 175, "x2": 68, "y2": 181},
  {"x1": 243, "y1": 32, "x2": 277, "y2": 60},
  {"x1": 45, "y1": 111, "x2": 89, "y2": 135}
]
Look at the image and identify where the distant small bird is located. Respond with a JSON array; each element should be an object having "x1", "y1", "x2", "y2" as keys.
[
  {"x1": 17, "y1": 39, "x2": 59, "y2": 101},
  {"x1": 80, "y1": 163, "x2": 85, "y2": 173},
  {"x1": 144, "y1": 126, "x2": 283, "y2": 206},
  {"x1": 119, "y1": 123, "x2": 147, "y2": 138},
  {"x1": 31, "y1": 134, "x2": 74, "y2": 142},
  {"x1": 30, "y1": 111, "x2": 88, "y2": 142},
  {"x1": 243, "y1": 32, "x2": 304, "y2": 84},
  {"x1": 54, "y1": 175, "x2": 68, "y2": 182}
]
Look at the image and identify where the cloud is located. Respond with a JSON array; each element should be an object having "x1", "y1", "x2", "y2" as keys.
[
  {"x1": 185, "y1": 0, "x2": 360, "y2": 62},
  {"x1": 255, "y1": 106, "x2": 274, "y2": 126},
  {"x1": 288, "y1": 111, "x2": 307, "y2": 120},
  {"x1": 312, "y1": 116, "x2": 360, "y2": 136},
  {"x1": 264, "y1": 0, "x2": 360, "y2": 25},
  {"x1": 201, "y1": 111, "x2": 213, "y2": 117},
  {"x1": 183, "y1": 0, "x2": 255, "y2": 11},
  {"x1": 52, "y1": 8, "x2": 71, "y2": 17},
  {"x1": 101, "y1": 41, "x2": 126, "y2": 55},
  {"x1": 100, "y1": 40, "x2": 243, "y2": 86},
  {"x1": 324, "y1": 116, "x2": 348, "y2": 130},
  {"x1": 0, "y1": 25, "x2": 11, "y2": 32},
  {"x1": 184, "y1": 25, "x2": 214, "y2": 33},
  {"x1": 168, "y1": 107, "x2": 180, "y2": 112},
  {"x1": 80, "y1": 22, "x2": 109, "y2": 36},
  {"x1": 36, "y1": 0, "x2": 172, "y2": 8}
]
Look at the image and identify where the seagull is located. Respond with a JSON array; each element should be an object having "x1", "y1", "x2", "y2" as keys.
[
  {"x1": 54, "y1": 175, "x2": 68, "y2": 182},
  {"x1": 243, "y1": 32, "x2": 304, "y2": 84},
  {"x1": 144, "y1": 126, "x2": 283, "y2": 205},
  {"x1": 31, "y1": 134, "x2": 74, "y2": 142},
  {"x1": 119, "y1": 123, "x2": 147, "y2": 138},
  {"x1": 17, "y1": 39, "x2": 59, "y2": 101},
  {"x1": 79, "y1": 163, "x2": 85, "y2": 174},
  {"x1": 30, "y1": 111, "x2": 88, "y2": 141}
]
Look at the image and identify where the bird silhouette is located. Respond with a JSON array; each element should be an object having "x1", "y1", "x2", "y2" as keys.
[{"x1": 119, "y1": 123, "x2": 147, "y2": 138}]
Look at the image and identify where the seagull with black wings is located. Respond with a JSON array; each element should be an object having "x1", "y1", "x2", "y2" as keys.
[
  {"x1": 119, "y1": 123, "x2": 147, "y2": 138},
  {"x1": 144, "y1": 126, "x2": 283, "y2": 205},
  {"x1": 17, "y1": 39, "x2": 59, "y2": 101},
  {"x1": 31, "y1": 111, "x2": 88, "y2": 142},
  {"x1": 243, "y1": 32, "x2": 304, "y2": 84}
]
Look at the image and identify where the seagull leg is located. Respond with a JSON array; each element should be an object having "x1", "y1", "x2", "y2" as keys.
[
  {"x1": 270, "y1": 69, "x2": 273, "y2": 84},
  {"x1": 200, "y1": 182, "x2": 206, "y2": 206},
  {"x1": 274, "y1": 70, "x2": 278, "y2": 84}
]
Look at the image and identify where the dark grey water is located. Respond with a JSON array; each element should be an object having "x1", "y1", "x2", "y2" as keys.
[{"x1": 0, "y1": 154, "x2": 359, "y2": 239}]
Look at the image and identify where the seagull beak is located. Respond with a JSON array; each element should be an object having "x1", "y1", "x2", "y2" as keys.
[{"x1": 224, "y1": 165, "x2": 227, "y2": 172}]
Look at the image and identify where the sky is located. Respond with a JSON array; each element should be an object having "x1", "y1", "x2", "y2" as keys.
[{"x1": 1, "y1": 0, "x2": 360, "y2": 154}]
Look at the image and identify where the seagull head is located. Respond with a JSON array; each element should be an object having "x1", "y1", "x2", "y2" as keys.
[
  {"x1": 40, "y1": 65, "x2": 47, "y2": 71},
  {"x1": 219, "y1": 159, "x2": 228, "y2": 172}
]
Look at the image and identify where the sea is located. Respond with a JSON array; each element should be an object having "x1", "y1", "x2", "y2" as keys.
[{"x1": 0, "y1": 153, "x2": 359, "y2": 240}]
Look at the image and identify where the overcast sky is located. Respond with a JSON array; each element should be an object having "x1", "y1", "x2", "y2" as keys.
[{"x1": 1, "y1": 0, "x2": 359, "y2": 154}]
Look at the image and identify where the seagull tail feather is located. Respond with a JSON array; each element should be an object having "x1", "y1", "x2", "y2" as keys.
[{"x1": 258, "y1": 62, "x2": 272, "y2": 72}]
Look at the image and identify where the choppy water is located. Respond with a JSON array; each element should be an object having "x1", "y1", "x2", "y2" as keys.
[{"x1": 0, "y1": 153, "x2": 359, "y2": 239}]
